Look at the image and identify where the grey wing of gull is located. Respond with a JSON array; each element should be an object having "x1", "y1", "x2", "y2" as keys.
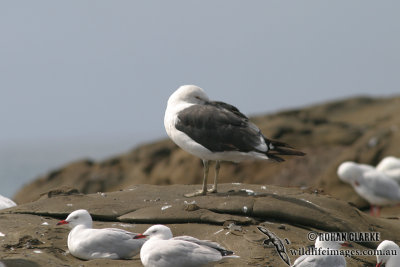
[
  {"x1": 90, "y1": 228, "x2": 144, "y2": 258},
  {"x1": 292, "y1": 255, "x2": 345, "y2": 267},
  {"x1": 151, "y1": 239, "x2": 223, "y2": 266},
  {"x1": 176, "y1": 103, "x2": 265, "y2": 153},
  {"x1": 358, "y1": 164, "x2": 375, "y2": 172},
  {"x1": 364, "y1": 171, "x2": 400, "y2": 200},
  {"x1": 384, "y1": 169, "x2": 400, "y2": 184},
  {"x1": 172, "y1": 236, "x2": 235, "y2": 257},
  {"x1": 292, "y1": 255, "x2": 314, "y2": 266},
  {"x1": 102, "y1": 228, "x2": 139, "y2": 238}
]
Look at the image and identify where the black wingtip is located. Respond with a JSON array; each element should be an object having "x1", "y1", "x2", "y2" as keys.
[
  {"x1": 267, "y1": 153, "x2": 286, "y2": 162},
  {"x1": 274, "y1": 147, "x2": 306, "y2": 156},
  {"x1": 220, "y1": 250, "x2": 235, "y2": 256},
  {"x1": 269, "y1": 139, "x2": 294, "y2": 149},
  {"x1": 266, "y1": 139, "x2": 306, "y2": 160}
]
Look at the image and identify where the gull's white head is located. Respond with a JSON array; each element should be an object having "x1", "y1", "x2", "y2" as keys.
[
  {"x1": 376, "y1": 240, "x2": 400, "y2": 267},
  {"x1": 337, "y1": 161, "x2": 364, "y2": 185},
  {"x1": 168, "y1": 85, "x2": 209, "y2": 106},
  {"x1": 57, "y1": 209, "x2": 93, "y2": 229},
  {"x1": 315, "y1": 236, "x2": 349, "y2": 250},
  {"x1": 141, "y1": 224, "x2": 173, "y2": 240}
]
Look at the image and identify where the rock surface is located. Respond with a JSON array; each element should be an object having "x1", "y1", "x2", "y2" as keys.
[{"x1": 2, "y1": 184, "x2": 400, "y2": 266}]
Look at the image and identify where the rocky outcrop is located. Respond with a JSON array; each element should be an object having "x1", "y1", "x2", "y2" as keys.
[
  {"x1": 2, "y1": 184, "x2": 397, "y2": 266},
  {"x1": 14, "y1": 96, "x2": 400, "y2": 212}
]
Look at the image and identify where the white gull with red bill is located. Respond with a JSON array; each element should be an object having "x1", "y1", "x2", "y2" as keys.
[
  {"x1": 291, "y1": 236, "x2": 349, "y2": 267},
  {"x1": 134, "y1": 224, "x2": 239, "y2": 267},
  {"x1": 376, "y1": 240, "x2": 400, "y2": 267},
  {"x1": 337, "y1": 161, "x2": 400, "y2": 216},
  {"x1": 57, "y1": 209, "x2": 145, "y2": 260}
]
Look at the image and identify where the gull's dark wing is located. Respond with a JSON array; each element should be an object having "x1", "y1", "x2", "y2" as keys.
[
  {"x1": 175, "y1": 102, "x2": 264, "y2": 153},
  {"x1": 210, "y1": 101, "x2": 248, "y2": 120}
]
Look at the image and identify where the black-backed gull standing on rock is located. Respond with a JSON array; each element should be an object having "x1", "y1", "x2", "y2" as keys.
[{"x1": 164, "y1": 85, "x2": 305, "y2": 197}]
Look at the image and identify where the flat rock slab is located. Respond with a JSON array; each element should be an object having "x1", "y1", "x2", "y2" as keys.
[{"x1": 1, "y1": 183, "x2": 400, "y2": 266}]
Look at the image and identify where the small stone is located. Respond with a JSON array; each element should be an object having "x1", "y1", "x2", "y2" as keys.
[{"x1": 184, "y1": 203, "x2": 200, "y2": 211}]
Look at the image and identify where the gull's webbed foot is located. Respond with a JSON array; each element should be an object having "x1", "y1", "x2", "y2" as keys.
[{"x1": 208, "y1": 187, "x2": 217, "y2": 193}]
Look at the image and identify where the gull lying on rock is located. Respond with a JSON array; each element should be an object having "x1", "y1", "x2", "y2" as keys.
[
  {"x1": 376, "y1": 156, "x2": 400, "y2": 184},
  {"x1": 0, "y1": 194, "x2": 16, "y2": 210},
  {"x1": 57, "y1": 209, "x2": 146, "y2": 260},
  {"x1": 337, "y1": 161, "x2": 400, "y2": 216},
  {"x1": 376, "y1": 240, "x2": 400, "y2": 267},
  {"x1": 339, "y1": 157, "x2": 400, "y2": 184},
  {"x1": 134, "y1": 224, "x2": 239, "y2": 267},
  {"x1": 292, "y1": 236, "x2": 350, "y2": 267},
  {"x1": 377, "y1": 156, "x2": 400, "y2": 172}
]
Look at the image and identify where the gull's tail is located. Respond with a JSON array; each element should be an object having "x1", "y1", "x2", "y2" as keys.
[{"x1": 264, "y1": 138, "x2": 305, "y2": 162}]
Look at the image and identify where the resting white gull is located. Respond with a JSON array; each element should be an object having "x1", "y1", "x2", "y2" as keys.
[
  {"x1": 376, "y1": 240, "x2": 400, "y2": 267},
  {"x1": 377, "y1": 156, "x2": 400, "y2": 172},
  {"x1": 337, "y1": 161, "x2": 400, "y2": 216},
  {"x1": 291, "y1": 236, "x2": 350, "y2": 267},
  {"x1": 134, "y1": 224, "x2": 239, "y2": 267},
  {"x1": 339, "y1": 158, "x2": 400, "y2": 184},
  {"x1": 376, "y1": 156, "x2": 400, "y2": 184},
  {"x1": 164, "y1": 85, "x2": 305, "y2": 197},
  {"x1": 56, "y1": 209, "x2": 146, "y2": 260},
  {"x1": 0, "y1": 194, "x2": 16, "y2": 210}
]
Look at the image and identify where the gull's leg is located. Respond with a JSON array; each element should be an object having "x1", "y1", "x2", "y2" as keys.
[
  {"x1": 185, "y1": 160, "x2": 209, "y2": 197},
  {"x1": 201, "y1": 160, "x2": 210, "y2": 193},
  {"x1": 369, "y1": 205, "x2": 374, "y2": 216},
  {"x1": 376, "y1": 205, "x2": 381, "y2": 217},
  {"x1": 208, "y1": 160, "x2": 219, "y2": 193},
  {"x1": 370, "y1": 205, "x2": 381, "y2": 217}
]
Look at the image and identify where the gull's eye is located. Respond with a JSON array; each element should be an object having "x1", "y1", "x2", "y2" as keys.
[{"x1": 72, "y1": 216, "x2": 78, "y2": 220}]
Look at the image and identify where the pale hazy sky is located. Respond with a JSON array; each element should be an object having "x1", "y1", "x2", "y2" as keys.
[{"x1": 0, "y1": 1, "x2": 399, "y2": 198}]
